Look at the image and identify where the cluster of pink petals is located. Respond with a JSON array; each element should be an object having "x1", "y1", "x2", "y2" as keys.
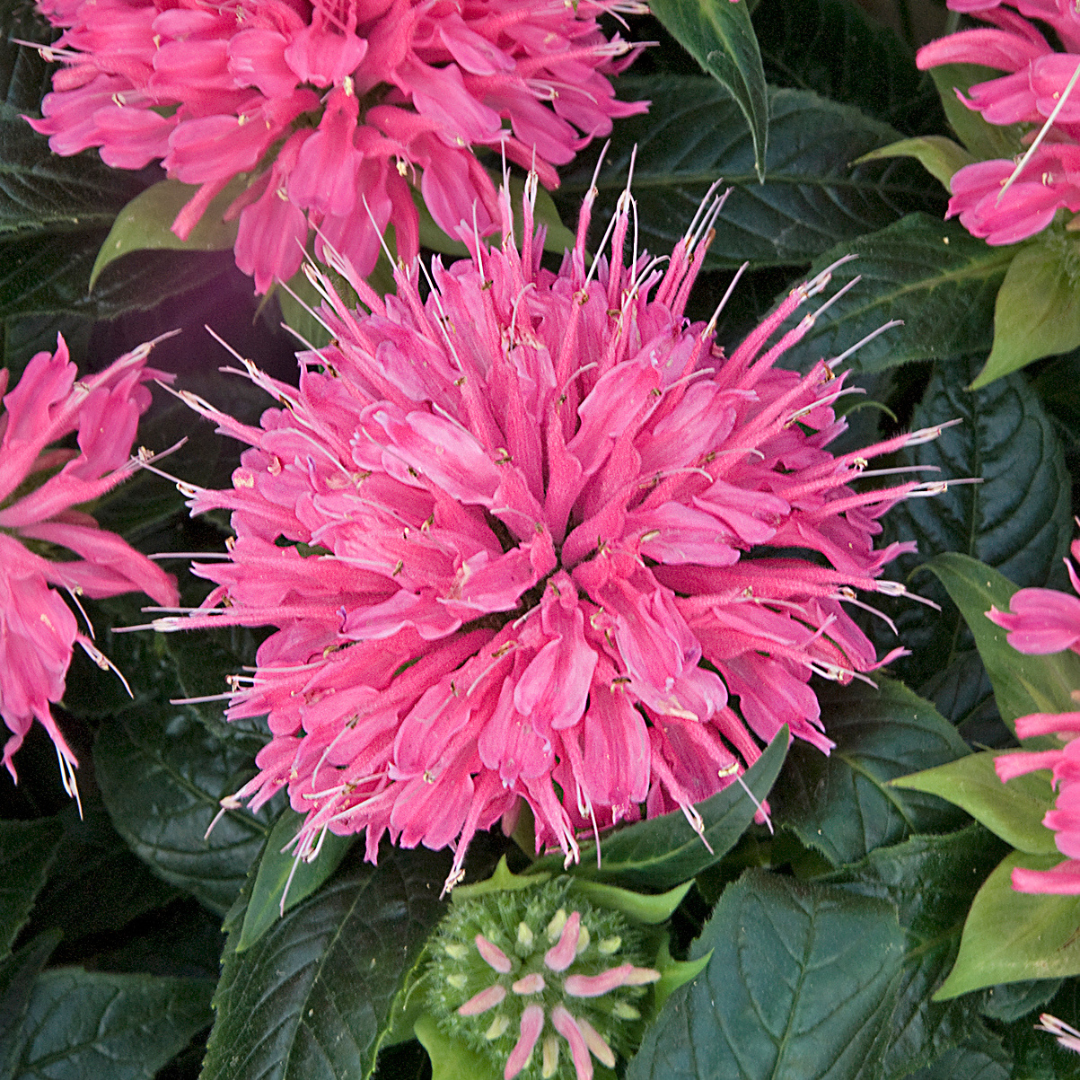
[
  {"x1": 989, "y1": 537, "x2": 1080, "y2": 894},
  {"x1": 28, "y1": 0, "x2": 646, "y2": 292},
  {"x1": 459, "y1": 910, "x2": 659, "y2": 1080},
  {"x1": 917, "y1": 0, "x2": 1080, "y2": 243},
  {"x1": 154, "y1": 180, "x2": 935, "y2": 889},
  {"x1": 0, "y1": 338, "x2": 177, "y2": 794}
]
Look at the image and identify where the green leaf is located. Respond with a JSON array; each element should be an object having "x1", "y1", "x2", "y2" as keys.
[
  {"x1": 858, "y1": 135, "x2": 973, "y2": 190},
  {"x1": 929, "y1": 65, "x2": 1026, "y2": 162},
  {"x1": 889, "y1": 356, "x2": 1072, "y2": 593},
  {"x1": 937, "y1": 851, "x2": 1080, "y2": 998},
  {"x1": 0, "y1": 818, "x2": 60, "y2": 956},
  {"x1": 772, "y1": 678, "x2": 971, "y2": 867},
  {"x1": 94, "y1": 704, "x2": 276, "y2": 915},
  {"x1": 531, "y1": 725, "x2": 787, "y2": 890},
  {"x1": 626, "y1": 870, "x2": 905, "y2": 1080},
  {"x1": 774, "y1": 213, "x2": 1013, "y2": 373},
  {"x1": 88, "y1": 179, "x2": 241, "y2": 291},
  {"x1": 9, "y1": 968, "x2": 213, "y2": 1080},
  {"x1": 924, "y1": 553, "x2": 1080, "y2": 731},
  {"x1": 904, "y1": 1037, "x2": 1010, "y2": 1080},
  {"x1": 414, "y1": 1014, "x2": 500, "y2": 1080},
  {"x1": 753, "y1": 0, "x2": 941, "y2": 135},
  {"x1": 555, "y1": 77, "x2": 942, "y2": 271},
  {"x1": 24, "y1": 798, "x2": 178, "y2": 945},
  {"x1": 237, "y1": 808, "x2": 356, "y2": 953},
  {"x1": 0, "y1": 933, "x2": 60, "y2": 1080},
  {"x1": 893, "y1": 753, "x2": 1058, "y2": 855},
  {"x1": 202, "y1": 844, "x2": 451, "y2": 1080},
  {"x1": 973, "y1": 235, "x2": 1080, "y2": 388},
  {"x1": 824, "y1": 826, "x2": 1011, "y2": 1078},
  {"x1": 648, "y1": 0, "x2": 768, "y2": 181}
]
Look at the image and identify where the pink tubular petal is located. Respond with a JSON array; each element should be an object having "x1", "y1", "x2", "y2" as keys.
[
  {"x1": 457, "y1": 983, "x2": 507, "y2": 1016},
  {"x1": 544, "y1": 911, "x2": 581, "y2": 972},
  {"x1": 576, "y1": 1016, "x2": 616, "y2": 1069},
  {"x1": 551, "y1": 1006, "x2": 594, "y2": 1080},
  {"x1": 475, "y1": 934, "x2": 512, "y2": 974},
  {"x1": 1012, "y1": 859, "x2": 1080, "y2": 893},
  {"x1": 505, "y1": 1004, "x2": 545, "y2": 1080},
  {"x1": 511, "y1": 972, "x2": 546, "y2": 995}
]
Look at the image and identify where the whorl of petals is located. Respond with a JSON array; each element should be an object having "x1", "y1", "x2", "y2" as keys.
[
  {"x1": 155, "y1": 177, "x2": 939, "y2": 889},
  {"x1": 916, "y1": 0, "x2": 1080, "y2": 243},
  {"x1": 0, "y1": 337, "x2": 178, "y2": 794},
  {"x1": 27, "y1": 0, "x2": 648, "y2": 291},
  {"x1": 989, "y1": 536, "x2": 1080, "y2": 893}
]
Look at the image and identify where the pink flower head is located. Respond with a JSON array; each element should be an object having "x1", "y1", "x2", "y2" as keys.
[
  {"x1": 989, "y1": 536, "x2": 1080, "y2": 893},
  {"x1": 26, "y1": 0, "x2": 648, "y2": 292},
  {"x1": 916, "y1": 0, "x2": 1080, "y2": 243},
  {"x1": 153, "y1": 178, "x2": 939, "y2": 891},
  {"x1": 0, "y1": 338, "x2": 178, "y2": 799}
]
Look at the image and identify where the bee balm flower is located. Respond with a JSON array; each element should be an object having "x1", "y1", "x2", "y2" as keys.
[
  {"x1": 27, "y1": 0, "x2": 647, "y2": 292},
  {"x1": 0, "y1": 338, "x2": 177, "y2": 798},
  {"x1": 154, "y1": 179, "x2": 941, "y2": 891},
  {"x1": 989, "y1": 535, "x2": 1080, "y2": 894}
]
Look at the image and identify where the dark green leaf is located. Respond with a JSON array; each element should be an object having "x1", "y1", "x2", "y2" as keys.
[
  {"x1": 626, "y1": 870, "x2": 905, "y2": 1080},
  {"x1": 823, "y1": 826, "x2": 1011, "y2": 1077},
  {"x1": 238, "y1": 809, "x2": 356, "y2": 953},
  {"x1": 892, "y1": 752, "x2": 1058, "y2": 855},
  {"x1": 973, "y1": 234, "x2": 1080, "y2": 388},
  {"x1": 772, "y1": 678, "x2": 970, "y2": 867},
  {"x1": 647, "y1": 0, "x2": 768, "y2": 180},
  {"x1": 9, "y1": 968, "x2": 213, "y2": 1080},
  {"x1": 753, "y1": 0, "x2": 941, "y2": 135},
  {"x1": 202, "y1": 844, "x2": 451, "y2": 1080},
  {"x1": 0, "y1": 818, "x2": 60, "y2": 956},
  {"x1": 978, "y1": 978, "x2": 1061, "y2": 1023},
  {"x1": 904, "y1": 1036, "x2": 1010, "y2": 1080},
  {"x1": 555, "y1": 76, "x2": 942, "y2": 271},
  {"x1": 924, "y1": 553, "x2": 1080, "y2": 731},
  {"x1": 531, "y1": 725, "x2": 787, "y2": 890},
  {"x1": 774, "y1": 214, "x2": 1014, "y2": 374},
  {"x1": 26, "y1": 798, "x2": 178, "y2": 944},
  {"x1": 0, "y1": 933, "x2": 60, "y2": 1080},
  {"x1": 94, "y1": 705, "x2": 275, "y2": 915},
  {"x1": 891, "y1": 356, "x2": 1072, "y2": 589},
  {"x1": 937, "y1": 851, "x2": 1080, "y2": 998}
]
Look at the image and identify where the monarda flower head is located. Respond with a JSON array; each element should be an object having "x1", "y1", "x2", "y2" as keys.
[
  {"x1": 150, "y1": 176, "x2": 945, "y2": 891},
  {"x1": 26, "y1": 0, "x2": 646, "y2": 292},
  {"x1": 0, "y1": 338, "x2": 177, "y2": 801},
  {"x1": 989, "y1": 534, "x2": 1080, "y2": 894},
  {"x1": 917, "y1": 0, "x2": 1080, "y2": 243},
  {"x1": 420, "y1": 861, "x2": 676, "y2": 1080}
]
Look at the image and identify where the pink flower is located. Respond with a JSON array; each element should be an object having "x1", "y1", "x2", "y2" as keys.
[
  {"x1": 0, "y1": 338, "x2": 178, "y2": 799},
  {"x1": 989, "y1": 537, "x2": 1080, "y2": 893},
  {"x1": 916, "y1": 0, "x2": 1080, "y2": 243},
  {"x1": 152, "y1": 180, "x2": 937, "y2": 890},
  {"x1": 27, "y1": 0, "x2": 648, "y2": 293}
]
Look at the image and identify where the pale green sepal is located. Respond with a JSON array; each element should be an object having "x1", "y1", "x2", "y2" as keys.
[
  {"x1": 570, "y1": 879, "x2": 693, "y2": 925},
  {"x1": 892, "y1": 752, "x2": 1058, "y2": 855},
  {"x1": 89, "y1": 178, "x2": 242, "y2": 290},
  {"x1": 236, "y1": 809, "x2": 355, "y2": 953},
  {"x1": 856, "y1": 135, "x2": 974, "y2": 191},
  {"x1": 652, "y1": 943, "x2": 711, "y2": 1013},
  {"x1": 415, "y1": 1013, "x2": 503, "y2": 1080},
  {"x1": 973, "y1": 234, "x2": 1080, "y2": 388},
  {"x1": 935, "y1": 850, "x2": 1080, "y2": 999},
  {"x1": 450, "y1": 856, "x2": 551, "y2": 903},
  {"x1": 929, "y1": 65, "x2": 1026, "y2": 161}
]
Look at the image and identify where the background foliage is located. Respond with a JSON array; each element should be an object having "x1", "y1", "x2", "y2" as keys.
[{"x1": 4, "y1": 0, "x2": 1080, "y2": 1076}]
